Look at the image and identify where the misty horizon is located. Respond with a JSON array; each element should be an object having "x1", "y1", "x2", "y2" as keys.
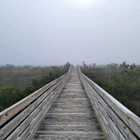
[{"x1": 0, "y1": 1, "x2": 140, "y2": 66}]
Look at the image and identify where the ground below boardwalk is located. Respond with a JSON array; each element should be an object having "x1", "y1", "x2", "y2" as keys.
[{"x1": 34, "y1": 68, "x2": 106, "y2": 140}]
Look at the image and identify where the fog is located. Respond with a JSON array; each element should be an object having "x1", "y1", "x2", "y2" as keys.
[{"x1": 0, "y1": 0, "x2": 140, "y2": 65}]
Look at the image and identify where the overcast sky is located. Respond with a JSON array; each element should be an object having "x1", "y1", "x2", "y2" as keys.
[{"x1": 0, "y1": 0, "x2": 140, "y2": 66}]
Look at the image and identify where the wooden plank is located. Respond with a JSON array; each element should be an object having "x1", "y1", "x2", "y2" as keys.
[
  {"x1": 85, "y1": 86, "x2": 110, "y2": 139},
  {"x1": 20, "y1": 125, "x2": 31, "y2": 139},
  {"x1": 128, "y1": 113, "x2": 140, "y2": 138},
  {"x1": 0, "y1": 106, "x2": 30, "y2": 139},
  {"x1": 30, "y1": 92, "x2": 49, "y2": 112},
  {"x1": 34, "y1": 67, "x2": 105, "y2": 140},
  {"x1": 31, "y1": 95, "x2": 51, "y2": 119},
  {"x1": 29, "y1": 104, "x2": 52, "y2": 139},
  {"x1": 83, "y1": 74, "x2": 140, "y2": 138},
  {"x1": 31, "y1": 85, "x2": 59, "y2": 129},
  {"x1": 0, "y1": 73, "x2": 68, "y2": 126},
  {"x1": 82, "y1": 83, "x2": 117, "y2": 140},
  {"x1": 5, "y1": 83, "x2": 63, "y2": 139},
  {"x1": 0, "y1": 81, "x2": 56, "y2": 126},
  {"x1": 79, "y1": 71, "x2": 109, "y2": 139},
  {"x1": 79, "y1": 69, "x2": 109, "y2": 138},
  {"x1": 6, "y1": 127, "x2": 19, "y2": 140},
  {"x1": 27, "y1": 76, "x2": 68, "y2": 139},
  {"x1": 33, "y1": 101, "x2": 51, "y2": 124},
  {"x1": 79, "y1": 69, "x2": 140, "y2": 139},
  {"x1": 31, "y1": 103, "x2": 51, "y2": 130},
  {"x1": 98, "y1": 102, "x2": 125, "y2": 140},
  {"x1": 0, "y1": 82, "x2": 61, "y2": 139},
  {"x1": 91, "y1": 98, "x2": 110, "y2": 139},
  {"x1": 107, "y1": 107, "x2": 138, "y2": 140},
  {"x1": 0, "y1": 66, "x2": 72, "y2": 140},
  {"x1": 30, "y1": 100, "x2": 48, "y2": 122},
  {"x1": 88, "y1": 82, "x2": 138, "y2": 140},
  {"x1": 30, "y1": 81, "x2": 63, "y2": 132}
]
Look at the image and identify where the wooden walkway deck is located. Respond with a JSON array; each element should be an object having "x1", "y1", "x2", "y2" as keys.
[{"x1": 34, "y1": 68, "x2": 105, "y2": 140}]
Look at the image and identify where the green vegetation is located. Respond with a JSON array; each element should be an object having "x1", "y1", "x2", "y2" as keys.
[
  {"x1": 0, "y1": 63, "x2": 70, "y2": 112},
  {"x1": 81, "y1": 62, "x2": 140, "y2": 117}
]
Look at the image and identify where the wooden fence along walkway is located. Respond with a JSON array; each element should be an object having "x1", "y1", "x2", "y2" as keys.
[
  {"x1": 0, "y1": 66, "x2": 72, "y2": 140},
  {"x1": 34, "y1": 67, "x2": 105, "y2": 140},
  {"x1": 0, "y1": 65, "x2": 140, "y2": 140},
  {"x1": 78, "y1": 66, "x2": 140, "y2": 140}
]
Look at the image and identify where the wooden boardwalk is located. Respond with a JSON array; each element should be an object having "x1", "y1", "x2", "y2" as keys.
[{"x1": 34, "y1": 68, "x2": 105, "y2": 140}]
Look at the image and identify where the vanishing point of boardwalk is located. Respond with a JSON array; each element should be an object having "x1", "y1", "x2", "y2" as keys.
[{"x1": 34, "y1": 68, "x2": 105, "y2": 140}]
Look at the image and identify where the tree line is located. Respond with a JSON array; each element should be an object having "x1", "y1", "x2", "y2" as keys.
[
  {"x1": 81, "y1": 62, "x2": 140, "y2": 117},
  {"x1": 0, "y1": 63, "x2": 70, "y2": 112}
]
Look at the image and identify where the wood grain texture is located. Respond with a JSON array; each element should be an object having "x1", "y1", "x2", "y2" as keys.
[
  {"x1": 2, "y1": 64, "x2": 139, "y2": 140},
  {"x1": 78, "y1": 66, "x2": 140, "y2": 140},
  {"x1": 0, "y1": 66, "x2": 72, "y2": 140},
  {"x1": 34, "y1": 67, "x2": 105, "y2": 140}
]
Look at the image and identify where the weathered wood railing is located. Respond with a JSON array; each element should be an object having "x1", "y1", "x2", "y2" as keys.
[
  {"x1": 0, "y1": 65, "x2": 72, "y2": 140},
  {"x1": 78, "y1": 66, "x2": 140, "y2": 140}
]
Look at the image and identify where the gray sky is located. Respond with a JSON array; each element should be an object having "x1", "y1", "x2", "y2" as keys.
[{"x1": 0, "y1": 0, "x2": 140, "y2": 66}]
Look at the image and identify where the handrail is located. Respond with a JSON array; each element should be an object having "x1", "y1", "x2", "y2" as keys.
[
  {"x1": 78, "y1": 66, "x2": 140, "y2": 140},
  {"x1": 0, "y1": 65, "x2": 72, "y2": 140}
]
